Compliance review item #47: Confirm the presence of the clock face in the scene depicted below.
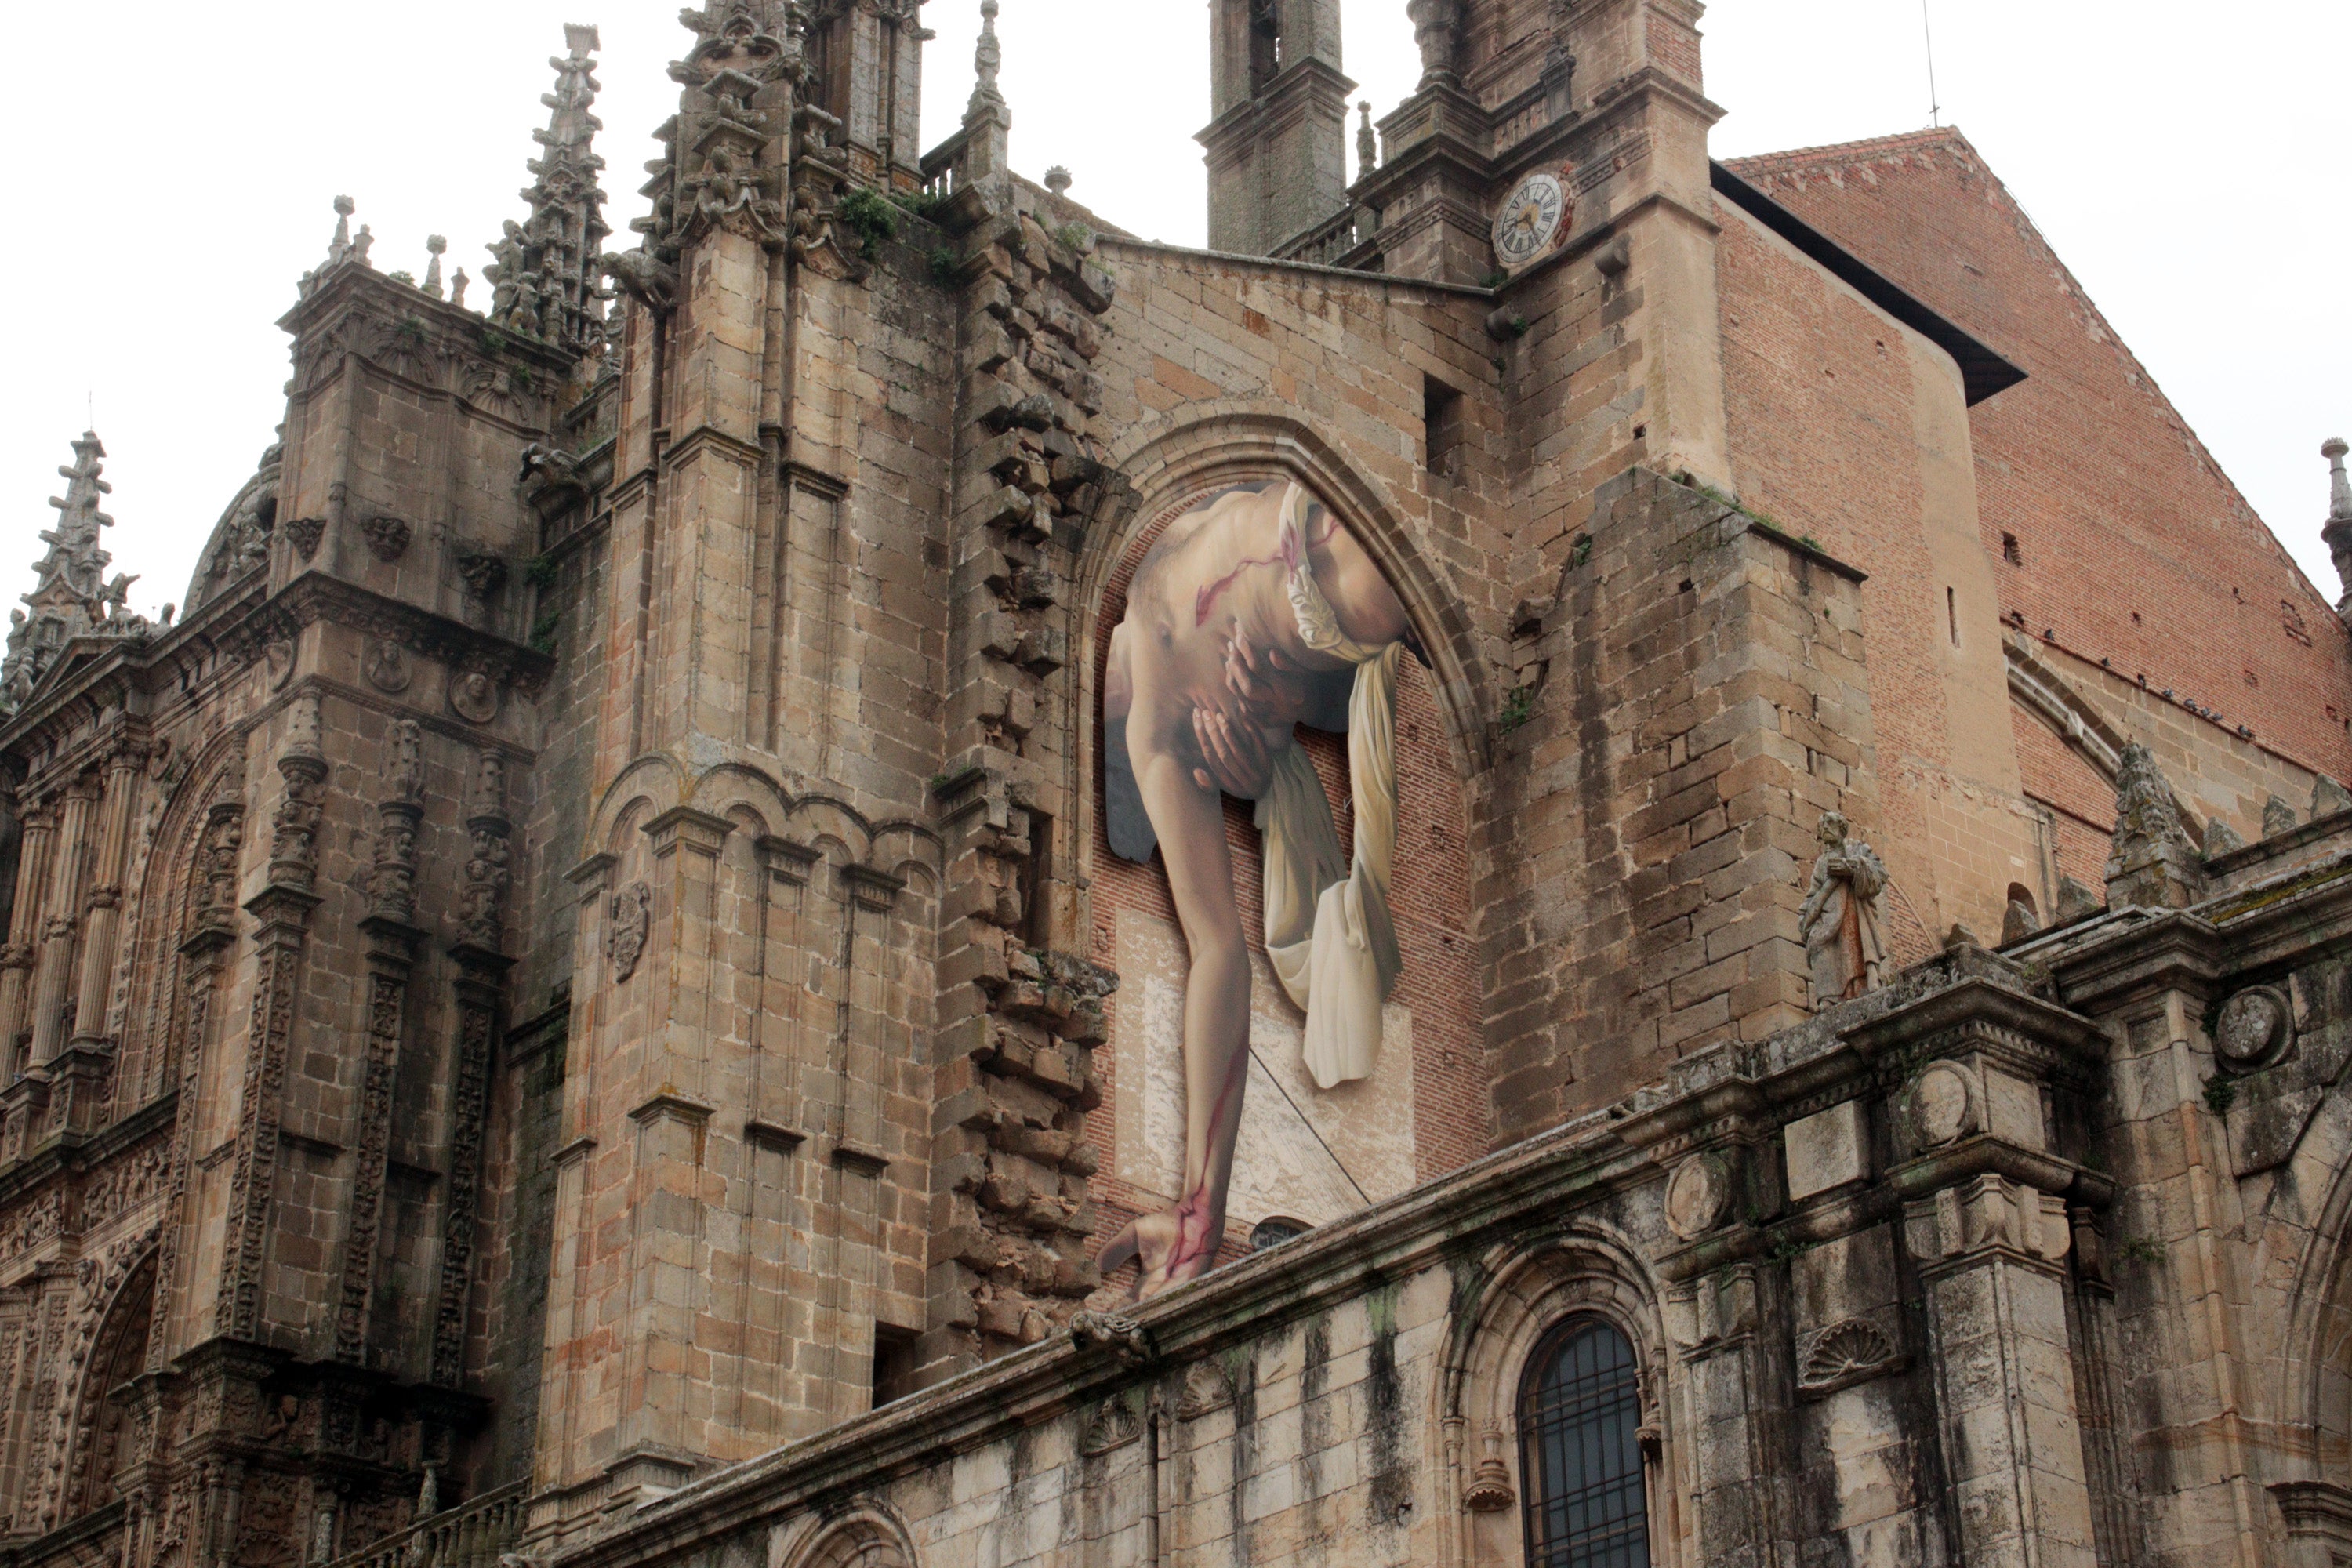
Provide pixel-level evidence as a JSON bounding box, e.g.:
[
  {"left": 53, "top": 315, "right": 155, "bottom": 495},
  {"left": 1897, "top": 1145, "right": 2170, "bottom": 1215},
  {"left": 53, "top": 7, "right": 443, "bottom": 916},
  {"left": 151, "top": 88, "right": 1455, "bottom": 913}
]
[{"left": 1493, "top": 171, "right": 1569, "bottom": 270}]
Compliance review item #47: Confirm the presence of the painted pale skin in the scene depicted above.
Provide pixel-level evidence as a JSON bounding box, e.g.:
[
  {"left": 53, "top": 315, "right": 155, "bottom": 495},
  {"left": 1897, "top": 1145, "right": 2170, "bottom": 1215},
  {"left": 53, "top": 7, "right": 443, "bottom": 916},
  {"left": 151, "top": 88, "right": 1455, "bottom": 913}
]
[{"left": 1100, "top": 484, "right": 1409, "bottom": 1298}]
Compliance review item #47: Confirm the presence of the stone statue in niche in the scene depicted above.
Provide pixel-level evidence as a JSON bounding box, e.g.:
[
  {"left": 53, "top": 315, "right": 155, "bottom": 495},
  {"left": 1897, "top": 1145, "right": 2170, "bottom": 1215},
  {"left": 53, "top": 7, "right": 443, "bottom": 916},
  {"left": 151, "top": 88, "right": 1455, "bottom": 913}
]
[
  {"left": 1798, "top": 810, "right": 1889, "bottom": 1006},
  {"left": 1100, "top": 480, "right": 1420, "bottom": 1299}
]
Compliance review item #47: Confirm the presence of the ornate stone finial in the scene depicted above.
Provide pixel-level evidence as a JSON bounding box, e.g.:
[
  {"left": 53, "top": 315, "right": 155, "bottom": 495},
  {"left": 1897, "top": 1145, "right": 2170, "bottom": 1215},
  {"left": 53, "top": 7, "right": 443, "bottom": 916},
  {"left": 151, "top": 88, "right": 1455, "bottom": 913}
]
[
  {"left": 967, "top": 0, "right": 1007, "bottom": 119},
  {"left": 328, "top": 195, "right": 356, "bottom": 267},
  {"left": 1356, "top": 101, "right": 1377, "bottom": 176},
  {"left": 2000, "top": 894, "right": 2040, "bottom": 945},
  {"left": 2106, "top": 742, "right": 2205, "bottom": 910},
  {"left": 1797, "top": 810, "right": 1889, "bottom": 1007},
  {"left": 422, "top": 235, "right": 447, "bottom": 299},
  {"left": 2054, "top": 873, "right": 2103, "bottom": 924},
  {"left": 385, "top": 720, "right": 426, "bottom": 806},
  {"left": 1044, "top": 165, "right": 1072, "bottom": 198},
  {"left": 460, "top": 747, "right": 514, "bottom": 951},
  {"left": 450, "top": 267, "right": 470, "bottom": 310},
  {"left": 267, "top": 695, "right": 328, "bottom": 892},
  {"left": 2264, "top": 793, "right": 2300, "bottom": 838},
  {"left": 2324, "top": 437, "right": 2352, "bottom": 612},
  {"left": 349, "top": 224, "right": 376, "bottom": 267},
  {"left": 1543, "top": 0, "right": 1577, "bottom": 114},
  {"left": 2314, "top": 775, "right": 2352, "bottom": 822},
  {"left": 1406, "top": 0, "right": 1461, "bottom": 88}
]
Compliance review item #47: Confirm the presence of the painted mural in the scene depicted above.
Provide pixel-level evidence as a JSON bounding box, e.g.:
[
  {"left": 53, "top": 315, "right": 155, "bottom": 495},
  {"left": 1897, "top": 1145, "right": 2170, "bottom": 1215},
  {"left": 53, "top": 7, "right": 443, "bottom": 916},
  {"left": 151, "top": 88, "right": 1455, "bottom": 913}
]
[{"left": 1098, "top": 479, "right": 1424, "bottom": 1298}]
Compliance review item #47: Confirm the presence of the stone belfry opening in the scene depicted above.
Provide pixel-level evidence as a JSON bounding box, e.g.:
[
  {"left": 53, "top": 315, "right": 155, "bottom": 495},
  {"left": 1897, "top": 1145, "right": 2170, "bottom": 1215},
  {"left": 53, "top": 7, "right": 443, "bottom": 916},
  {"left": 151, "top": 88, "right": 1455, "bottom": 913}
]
[
  {"left": 798, "top": 0, "right": 933, "bottom": 190},
  {"left": 1201, "top": 0, "right": 1355, "bottom": 255}
]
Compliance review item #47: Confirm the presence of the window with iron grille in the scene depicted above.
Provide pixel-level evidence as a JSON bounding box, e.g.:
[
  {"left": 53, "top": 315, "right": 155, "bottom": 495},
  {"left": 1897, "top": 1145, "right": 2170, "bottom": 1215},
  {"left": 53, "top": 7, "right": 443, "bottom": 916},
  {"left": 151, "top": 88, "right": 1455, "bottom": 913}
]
[{"left": 1519, "top": 1317, "right": 1650, "bottom": 1568}]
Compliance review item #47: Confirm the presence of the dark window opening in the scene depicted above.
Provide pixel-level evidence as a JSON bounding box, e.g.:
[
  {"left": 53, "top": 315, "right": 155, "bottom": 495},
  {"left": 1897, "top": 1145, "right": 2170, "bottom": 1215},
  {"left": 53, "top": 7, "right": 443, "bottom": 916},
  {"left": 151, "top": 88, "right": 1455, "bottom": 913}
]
[
  {"left": 1248, "top": 0, "right": 1282, "bottom": 91},
  {"left": 1250, "top": 1216, "right": 1309, "bottom": 1251},
  {"left": 2001, "top": 532, "right": 2022, "bottom": 566},
  {"left": 873, "top": 1324, "right": 920, "bottom": 1410},
  {"left": 1425, "top": 376, "right": 1465, "bottom": 481},
  {"left": 1947, "top": 587, "right": 1959, "bottom": 646},
  {"left": 1522, "top": 1317, "right": 1650, "bottom": 1568}
]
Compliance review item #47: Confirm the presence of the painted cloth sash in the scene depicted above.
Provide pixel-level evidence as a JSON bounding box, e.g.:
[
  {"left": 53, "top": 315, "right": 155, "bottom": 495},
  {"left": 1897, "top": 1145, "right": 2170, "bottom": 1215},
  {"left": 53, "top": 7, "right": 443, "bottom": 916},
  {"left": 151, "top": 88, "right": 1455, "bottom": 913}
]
[{"left": 1253, "top": 484, "right": 1403, "bottom": 1089}]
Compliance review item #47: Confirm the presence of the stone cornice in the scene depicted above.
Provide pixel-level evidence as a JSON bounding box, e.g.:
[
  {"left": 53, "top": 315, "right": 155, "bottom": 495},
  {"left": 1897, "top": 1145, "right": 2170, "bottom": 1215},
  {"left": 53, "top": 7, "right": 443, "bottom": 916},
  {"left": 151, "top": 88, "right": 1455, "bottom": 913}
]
[{"left": 260, "top": 569, "right": 557, "bottom": 697}]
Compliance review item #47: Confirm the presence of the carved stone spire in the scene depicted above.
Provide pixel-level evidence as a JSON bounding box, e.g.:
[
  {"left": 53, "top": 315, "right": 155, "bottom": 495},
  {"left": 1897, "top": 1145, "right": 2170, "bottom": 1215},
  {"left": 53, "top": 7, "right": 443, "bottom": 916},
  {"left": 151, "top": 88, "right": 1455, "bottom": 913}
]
[
  {"left": 1356, "top": 100, "right": 1377, "bottom": 177},
  {"left": 0, "top": 433, "right": 151, "bottom": 713},
  {"left": 2105, "top": 742, "right": 2205, "bottom": 910},
  {"left": 491, "top": 25, "right": 612, "bottom": 358},
  {"left": 2322, "top": 437, "right": 2352, "bottom": 612}
]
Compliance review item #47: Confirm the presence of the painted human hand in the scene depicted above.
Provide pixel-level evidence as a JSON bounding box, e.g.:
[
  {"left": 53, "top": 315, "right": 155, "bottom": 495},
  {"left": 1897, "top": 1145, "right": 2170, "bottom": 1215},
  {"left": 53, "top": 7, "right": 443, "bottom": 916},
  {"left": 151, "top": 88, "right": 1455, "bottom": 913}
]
[
  {"left": 1191, "top": 707, "right": 1275, "bottom": 798},
  {"left": 1221, "top": 626, "right": 1297, "bottom": 722}
]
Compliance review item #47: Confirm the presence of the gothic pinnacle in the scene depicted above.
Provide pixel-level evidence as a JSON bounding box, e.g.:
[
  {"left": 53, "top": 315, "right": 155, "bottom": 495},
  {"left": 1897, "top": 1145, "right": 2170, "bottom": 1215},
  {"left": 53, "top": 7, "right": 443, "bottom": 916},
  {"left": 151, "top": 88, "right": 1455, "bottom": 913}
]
[
  {"left": 2, "top": 432, "right": 150, "bottom": 712},
  {"left": 489, "top": 24, "right": 612, "bottom": 358}
]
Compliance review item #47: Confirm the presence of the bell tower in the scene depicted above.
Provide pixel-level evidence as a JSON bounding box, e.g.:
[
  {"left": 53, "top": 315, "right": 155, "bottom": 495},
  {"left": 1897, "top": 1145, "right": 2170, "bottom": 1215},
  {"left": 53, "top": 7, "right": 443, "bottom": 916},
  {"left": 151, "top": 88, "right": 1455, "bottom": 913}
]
[{"left": 1200, "top": 0, "right": 1356, "bottom": 254}]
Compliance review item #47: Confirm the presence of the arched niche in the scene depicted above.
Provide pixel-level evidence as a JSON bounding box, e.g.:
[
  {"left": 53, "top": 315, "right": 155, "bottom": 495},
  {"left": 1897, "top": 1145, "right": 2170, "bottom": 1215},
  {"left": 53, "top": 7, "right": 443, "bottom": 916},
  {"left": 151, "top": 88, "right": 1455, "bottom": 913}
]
[{"left": 1438, "top": 1233, "right": 1681, "bottom": 1567}]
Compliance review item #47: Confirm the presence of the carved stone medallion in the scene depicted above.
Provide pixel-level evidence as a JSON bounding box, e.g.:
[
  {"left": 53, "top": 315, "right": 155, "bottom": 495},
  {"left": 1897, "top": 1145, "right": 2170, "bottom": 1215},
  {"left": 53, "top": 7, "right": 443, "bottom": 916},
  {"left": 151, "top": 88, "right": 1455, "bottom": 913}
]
[
  {"left": 364, "top": 638, "right": 412, "bottom": 694},
  {"left": 1911, "top": 1062, "right": 1976, "bottom": 1149},
  {"left": 2216, "top": 985, "right": 2292, "bottom": 1068},
  {"left": 284, "top": 517, "right": 326, "bottom": 561},
  {"left": 263, "top": 639, "right": 296, "bottom": 691},
  {"left": 361, "top": 515, "right": 412, "bottom": 562},
  {"left": 448, "top": 667, "right": 502, "bottom": 725},
  {"left": 608, "top": 882, "right": 652, "bottom": 982},
  {"left": 1663, "top": 1152, "right": 1731, "bottom": 1241}
]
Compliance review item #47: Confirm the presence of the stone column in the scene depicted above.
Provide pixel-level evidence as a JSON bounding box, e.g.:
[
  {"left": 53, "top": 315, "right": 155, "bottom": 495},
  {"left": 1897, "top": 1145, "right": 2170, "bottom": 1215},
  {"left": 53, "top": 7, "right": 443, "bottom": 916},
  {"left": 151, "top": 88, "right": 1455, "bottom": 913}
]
[
  {"left": 58, "top": 728, "right": 150, "bottom": 1127},
  {"left": 27, "top": 778, "right": 98, "bottom": 1067},
  {"left": 0, "top": 805, "right": 57, "bottom": 1076},
  {"left": 1661, "top": 1259, "right": 1782, "bottom": 1566}
]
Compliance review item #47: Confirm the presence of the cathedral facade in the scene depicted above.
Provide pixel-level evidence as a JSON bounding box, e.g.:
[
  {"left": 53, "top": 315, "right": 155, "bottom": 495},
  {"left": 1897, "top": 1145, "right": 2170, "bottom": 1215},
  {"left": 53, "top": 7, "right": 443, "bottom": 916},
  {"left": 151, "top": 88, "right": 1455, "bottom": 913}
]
[{"left": 2, "top": 2, "right": 2351, "bottom": 1566}]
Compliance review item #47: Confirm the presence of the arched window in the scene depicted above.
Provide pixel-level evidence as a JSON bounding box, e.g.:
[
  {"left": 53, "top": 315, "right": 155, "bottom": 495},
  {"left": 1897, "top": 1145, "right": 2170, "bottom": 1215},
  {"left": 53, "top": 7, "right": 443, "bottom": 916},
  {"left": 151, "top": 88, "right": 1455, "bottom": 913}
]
[{"left": 1519, "top": 1316, "right": 1650, "bottom": 1568}]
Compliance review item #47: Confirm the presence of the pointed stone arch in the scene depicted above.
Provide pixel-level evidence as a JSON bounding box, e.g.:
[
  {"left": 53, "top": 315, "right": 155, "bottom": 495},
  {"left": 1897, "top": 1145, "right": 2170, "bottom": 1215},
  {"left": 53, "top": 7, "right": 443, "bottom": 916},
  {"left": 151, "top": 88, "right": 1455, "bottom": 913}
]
[
  {"left": 58, "top": 1243, "right": 157, "bottom": 1528},
  {"left": 777, "top": 1504, "right": 919, "bottom": 1568},
  {"left": 1074, "top": 404, "right": 1495, "bottom": 793}
]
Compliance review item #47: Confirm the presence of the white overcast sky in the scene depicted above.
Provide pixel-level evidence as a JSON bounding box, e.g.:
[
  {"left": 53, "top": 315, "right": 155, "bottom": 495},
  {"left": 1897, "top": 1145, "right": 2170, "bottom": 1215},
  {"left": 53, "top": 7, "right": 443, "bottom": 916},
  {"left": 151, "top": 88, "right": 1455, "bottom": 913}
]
[{"left": 0, "top": 2, "right": 2343, "bottom": 619}]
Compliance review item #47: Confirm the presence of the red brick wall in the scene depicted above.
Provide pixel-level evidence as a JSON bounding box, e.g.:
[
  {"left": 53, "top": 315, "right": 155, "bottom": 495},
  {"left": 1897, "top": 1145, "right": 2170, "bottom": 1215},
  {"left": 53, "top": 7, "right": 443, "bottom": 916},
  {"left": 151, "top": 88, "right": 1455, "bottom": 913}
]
[{"left": 1726, "top": 130, "right": 2352, "bottom": 793}]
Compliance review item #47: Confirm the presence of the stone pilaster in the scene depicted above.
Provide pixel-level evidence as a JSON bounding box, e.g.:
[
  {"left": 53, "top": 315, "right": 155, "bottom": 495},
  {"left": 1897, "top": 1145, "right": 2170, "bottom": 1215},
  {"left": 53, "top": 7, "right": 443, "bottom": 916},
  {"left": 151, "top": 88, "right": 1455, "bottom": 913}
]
[
  {"left": 147, "top": 767, "right": 244, "bottom": 1375},
  {"left": 335, "top": 721, "right": 427, "bottom": 1367},
  {"left": 54, "top": 724, "right": 148, "bottom": 1132},
  {"left": 1871, "top": 982, "right": 2109, "bottom": 1568},
  {"left": 0, "top": 805, "right": 56, "bottom": 1076},
  {"left": 216, "top": 695, "right": 325, "bottom": 1341},
  {"left": 433, "top": 747, "right": 514, "bottom": 1392},
  {"left": 27, "top": 779, "right": 96, "bottom": 1069}
]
